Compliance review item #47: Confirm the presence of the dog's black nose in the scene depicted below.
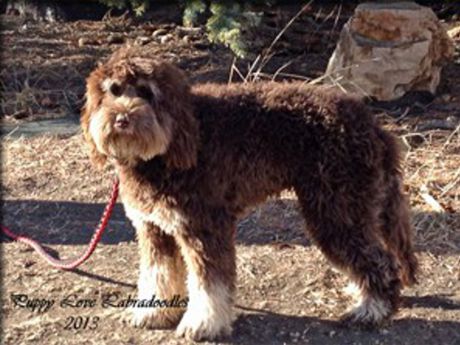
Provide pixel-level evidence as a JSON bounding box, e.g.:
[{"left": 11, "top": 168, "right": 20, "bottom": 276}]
[{"left": 115, "top": 113, "right": 129, "bottom": 129}]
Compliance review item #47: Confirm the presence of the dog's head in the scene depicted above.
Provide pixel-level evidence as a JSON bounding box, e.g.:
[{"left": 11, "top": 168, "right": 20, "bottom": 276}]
[{"left": 81, "top": 47, "right": 198, "bottom": 169}]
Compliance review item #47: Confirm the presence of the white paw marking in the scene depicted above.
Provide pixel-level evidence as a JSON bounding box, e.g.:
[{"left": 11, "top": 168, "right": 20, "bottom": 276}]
[
  {"left": 176, "top": 276, "right": 233, "bottom": 341},
  {"left": 347, "top": 295, "right": 391, "bottom": 324}
]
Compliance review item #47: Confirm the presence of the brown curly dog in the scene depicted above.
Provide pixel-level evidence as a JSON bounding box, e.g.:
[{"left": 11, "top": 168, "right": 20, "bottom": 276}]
[{"left": 81, "top": 47, "right": 417, "bottom": 341}]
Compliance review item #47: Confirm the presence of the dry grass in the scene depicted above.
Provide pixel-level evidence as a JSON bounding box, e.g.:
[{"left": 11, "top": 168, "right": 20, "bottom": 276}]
[
  {"left": 0, "top": 62, "right": 84, "bottom": 121},
  {"left": 1, "top": 134, "right": 114, "bottom": 203},
  {"left": 401, "top": 125, "right": 460, "bottom": 253}
]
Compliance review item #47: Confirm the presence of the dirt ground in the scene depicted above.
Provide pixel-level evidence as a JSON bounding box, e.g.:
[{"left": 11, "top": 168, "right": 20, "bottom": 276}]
[{"left": 1, "top": 3, "right": 460, "bottom": 345}]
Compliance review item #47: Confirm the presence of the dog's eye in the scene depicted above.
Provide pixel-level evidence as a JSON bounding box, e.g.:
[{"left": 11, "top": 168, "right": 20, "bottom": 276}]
[
  {"left": 136, "top": 85, "right": 154, "bottom": 102},
  {"left": 109, "top": 83, "right": 123, "bottom": 97}
]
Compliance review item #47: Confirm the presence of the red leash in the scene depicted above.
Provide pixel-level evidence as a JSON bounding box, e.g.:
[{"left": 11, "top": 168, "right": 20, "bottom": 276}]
[{"left": 1, "top": 179, "right": 120, "bottom": 270}]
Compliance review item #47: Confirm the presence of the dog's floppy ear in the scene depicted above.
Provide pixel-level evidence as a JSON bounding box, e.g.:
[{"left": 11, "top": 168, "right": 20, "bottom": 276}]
[
  {"left": 81, "top": 66, "right": 108, "bottom": 168},
  {"left": 153, "top": 62, "right": 199, "bottom": 170}
]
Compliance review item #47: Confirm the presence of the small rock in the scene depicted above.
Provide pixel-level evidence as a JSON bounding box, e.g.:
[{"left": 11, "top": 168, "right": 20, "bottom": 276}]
[
  {"left": 176, "top": 26, "right": 203, "bottom": 36},
  {"left": 448, "top": 25, "right": 460, "bottom": 40},
  {"left": 193, "top": 41, "right": 210, "bottom": 50},
  {"left": 107, "top": 34, "right": 124, "bottom": 45},
  {"left": 78, "top": 37, "right": 88, "bottom": 47},
  {"left": 290, "top": 331, "right": 300, "bottom": 342},
  {"left": 26, "top": 333, "right": 40, "bottom": 341},
  {"left": 19, "top": 246, "right": 34, "bottom": 253},
  {"left": 135, "top": 36, "right": 151, "bottom": 45},
  {"left": 160, "top": 34, "right": 173, "bottom": 44},
  {"left": 9, "top": 110, "right": 28, "bottom": 120},
  {"left": 416, "top": 116, "right": 459, "bottom": 131},
  {"left": 78, "top": 37, "right": 99, "bottom": 46},
  {"left": 40, "top": 96, "right": 53, "bottom": 107},
  {"left": 152, "top": 28, "right": 169, "bottom": 38},
  {"left": 24, "top": 260, "right": 35, "bottom": 268},
  {"left": 48, "top": 285, "right": 62, "bottom": 293},
  {"left": 182, "top": 35, "right": 190, "bottom": 44},
  {"left": 442, "top": 94, "right": 453, "bottom": 102}
]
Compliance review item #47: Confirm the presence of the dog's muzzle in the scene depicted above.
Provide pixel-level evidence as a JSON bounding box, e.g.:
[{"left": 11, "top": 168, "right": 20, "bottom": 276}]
[{"left": 115, "top": 113, "right": 130, "bottom": 130}]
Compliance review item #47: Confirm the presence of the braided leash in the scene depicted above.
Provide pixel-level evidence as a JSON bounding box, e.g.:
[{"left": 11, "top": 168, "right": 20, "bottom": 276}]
[{"left": 1, "top": 179, "right": 120, "bottom": 270}]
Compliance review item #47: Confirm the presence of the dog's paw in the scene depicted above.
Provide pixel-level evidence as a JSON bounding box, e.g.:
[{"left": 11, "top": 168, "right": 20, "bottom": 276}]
[
  {"left": 340, "top": 297, "right": 392, "bottom": 330},
  {"left": 175, "top": 311, "right": 232, "bottom": 341},
  {"left": 130, "top": 306, "right": 182, "bottom": 329}
]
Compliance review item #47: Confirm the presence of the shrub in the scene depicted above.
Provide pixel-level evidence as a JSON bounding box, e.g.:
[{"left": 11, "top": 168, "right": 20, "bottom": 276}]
[
  {"left": 204, "top": 2, "right": 262, "bottom": 58},
  {"left": 97, "top": 0, "right": 150, "bottom": 16}
]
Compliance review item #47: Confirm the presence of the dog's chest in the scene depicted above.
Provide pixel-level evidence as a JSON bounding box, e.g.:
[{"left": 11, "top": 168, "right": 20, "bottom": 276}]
[{"left": 121, "top": 191, "right": 185, "bottom": 236}]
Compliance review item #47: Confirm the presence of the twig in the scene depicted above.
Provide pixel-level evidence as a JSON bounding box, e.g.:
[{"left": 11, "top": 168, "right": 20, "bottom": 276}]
[
  {"left": 395, "top": 107, "right": 411, "bottom": 122},
  {"left": 272, "top": 72, "right": 311, "bottom": 81},
  {"left": 4, "top": 126, "right": 20, "bottom": 139},
  {"left": 441, "top": 123, "right": 460, "bottom": 151},
  {"left": 254, "top": 1, "right": 314, "bottom": 78},
  {"left": 439, "top": 169, "right": 460, "bottom": 197},
  {"left": 231, "top": 63, "right": 248, "bottom": 83},
  {"left": 246, "top": 54, "right": 262, "bottom": 82},
  {"left": 228, "top": 57, "right": 237, "bottom": 84},
  {"left": 420, "top": 184, "right": 445, "bottom": 213},
  {"left": 401, "top": 132, "right": 427, "bottom": 150},
  {"left": 331, "top": 4, "right": 342, "bottom": 34},
  {"left": 271, "top": 60, "right": 294, "bottom": 81}
]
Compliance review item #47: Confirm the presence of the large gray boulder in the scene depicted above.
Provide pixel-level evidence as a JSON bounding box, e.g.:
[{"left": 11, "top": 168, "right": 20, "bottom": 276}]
[{"left": 325, "top": 2, "right": 454, "bottom": 101}]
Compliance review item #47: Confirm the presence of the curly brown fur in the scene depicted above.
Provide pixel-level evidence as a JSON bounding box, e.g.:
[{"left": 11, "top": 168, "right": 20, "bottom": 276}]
[{"left": 82, "top": 46, "right": 417, "bottom": 341}]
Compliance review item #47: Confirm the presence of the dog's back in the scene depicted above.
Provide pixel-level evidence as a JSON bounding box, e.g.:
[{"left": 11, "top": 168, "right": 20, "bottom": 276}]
[{"left": 190, "top": 82, "right": 380, "bottom": 183}]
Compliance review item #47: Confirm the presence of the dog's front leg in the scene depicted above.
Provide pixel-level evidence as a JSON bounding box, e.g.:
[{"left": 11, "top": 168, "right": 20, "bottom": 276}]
[
  {"left": 175, "top": 223, "right": 236, "bottom": 341},
  {"left": 132, "top": 222, "right": 187, "bottom": 329}
]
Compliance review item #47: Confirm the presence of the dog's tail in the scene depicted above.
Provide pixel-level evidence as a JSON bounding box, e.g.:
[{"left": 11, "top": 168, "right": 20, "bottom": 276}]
[{"left": 378, "top": 129, "right": 418, "bottom": 287}]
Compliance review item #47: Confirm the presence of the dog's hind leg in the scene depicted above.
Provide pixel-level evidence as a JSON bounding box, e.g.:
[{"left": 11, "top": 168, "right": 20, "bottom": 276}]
[
  {"left": 377, "top": 131, "right": 418, "bottom": 287},
  {"left": 131, "top": 222, "right": 187, "bottom": 329},
  {"left": 379, "top": 172, "right": 418, "bottom": 287},
  {"left": 295, "top": 179, "right": 402, "bottom": 329},
  {"left": 174, "top": 220, "right": 236, "bottom": 341}
]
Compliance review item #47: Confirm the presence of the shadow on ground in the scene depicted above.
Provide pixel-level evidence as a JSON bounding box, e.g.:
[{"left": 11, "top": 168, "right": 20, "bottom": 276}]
[
  {"left": 1, "top": 200, "right": 134, "bottom": 245},
  {"left": 230, "top": 310, "right": 460, "bottom": 345},
  {"left": 2, "top": 199, "right": 459, "bottom": 254},
  {"left": 1, "top": 198, "right": 307, "bottom": 246}
]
